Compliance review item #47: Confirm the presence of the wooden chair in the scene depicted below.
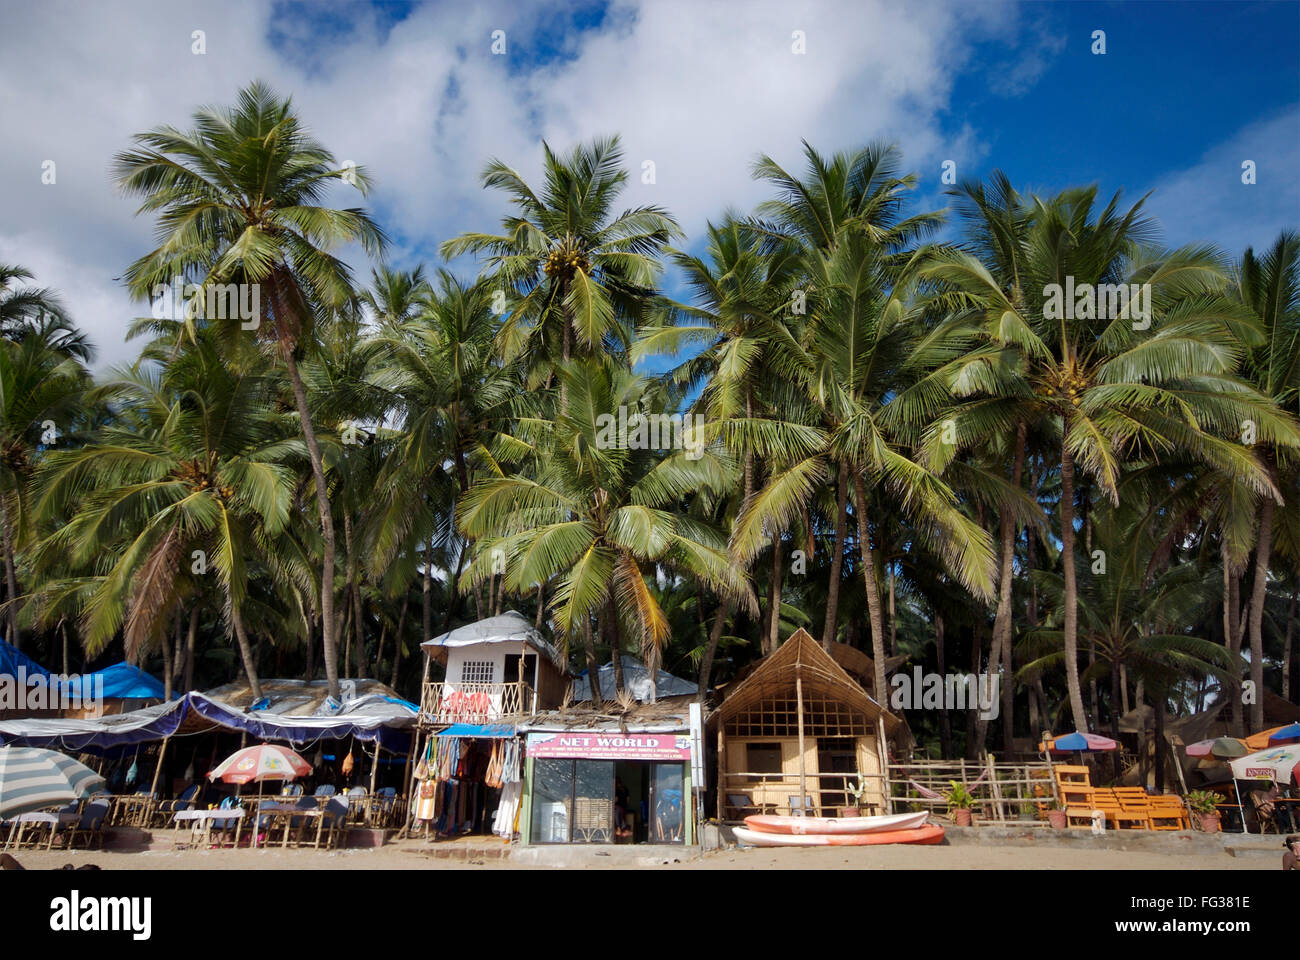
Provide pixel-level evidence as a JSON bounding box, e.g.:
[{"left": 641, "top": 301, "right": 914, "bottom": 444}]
[
  {"left": 1064, "top": 803, "right": 1097, "bottom": 829},
  {"left": 1092, "top": 789, "right": 1149, "bottom": 830},
  {"left": 573, "top": 797, "right": 613, "bottom": 843},
  {"left": 66, "top": 799, "right": 110, "bottom": 849},
  {"left": 723, "top": 793, "right": 774, "bottom": 821},
  {"left": 1053, "top": 766, "right": 1093, "bottom": 808},
  {"left": 1146, "top": 795, "right": 1190, "bottom": 830}
]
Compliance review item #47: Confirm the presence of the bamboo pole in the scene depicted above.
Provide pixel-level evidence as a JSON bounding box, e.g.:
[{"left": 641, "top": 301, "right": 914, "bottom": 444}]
[
  {"left": 795, "top": 669, "right": 806, "bottom": 814},
  {"left": 876, "top": 714, "right": 891, "bottom": 814},
  {"left": 149, "top": 737, "right": 169, "bottom": 798},
  {"left": 367, "top": 740, "right": 381, "bottom": 825}
]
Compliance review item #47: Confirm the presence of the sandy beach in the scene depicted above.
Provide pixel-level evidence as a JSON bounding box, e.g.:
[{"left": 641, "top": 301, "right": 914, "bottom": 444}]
[{"left": 7, "top": 839, "right": 1276, "bottom": 871}]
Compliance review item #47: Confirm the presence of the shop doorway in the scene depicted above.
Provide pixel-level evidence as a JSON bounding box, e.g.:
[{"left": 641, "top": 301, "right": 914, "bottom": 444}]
[
  {"left": 817, "top": 737, "right": 858, "bottom": 811},
  {"left": 530, "top": 760, "right": 686, "bottom": 845}
]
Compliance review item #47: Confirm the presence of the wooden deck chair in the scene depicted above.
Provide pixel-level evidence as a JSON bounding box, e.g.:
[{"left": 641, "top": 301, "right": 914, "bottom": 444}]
[
  {"left": 1146, "top": 796, "right": 1189, "bottom": 830},
  {"left": 67, "top": 799, "right": 110, "bottom": 849}
]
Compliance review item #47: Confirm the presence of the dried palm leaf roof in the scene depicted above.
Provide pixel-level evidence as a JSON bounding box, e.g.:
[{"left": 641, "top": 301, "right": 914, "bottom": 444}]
[{"left": 710, "top": 628, "right": 901, "bottom": 733}]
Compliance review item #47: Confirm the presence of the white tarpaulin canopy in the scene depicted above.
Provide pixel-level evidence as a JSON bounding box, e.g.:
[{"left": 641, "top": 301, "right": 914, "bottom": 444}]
[
  {"left": 422, "top": 611, "right": 566, "bottom": 670},
  {"left": 571, "top": 655, "right": 698, "bottom": 702},
  {"left": 1229, "top": 743, "right": 1300, "bottom": 784}
]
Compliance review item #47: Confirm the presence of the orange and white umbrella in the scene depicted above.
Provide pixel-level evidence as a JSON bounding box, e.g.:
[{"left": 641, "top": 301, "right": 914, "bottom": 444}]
[{"left": 208, "top": 743, "right": 311, "bottom": 785}]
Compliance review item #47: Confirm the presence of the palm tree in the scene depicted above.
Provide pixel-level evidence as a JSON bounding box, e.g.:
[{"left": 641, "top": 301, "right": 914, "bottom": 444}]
[
  {"left": 1233, "top": 231, "right": 1300, "bottom": 727},
  {"left": 112, "top": 81, "right": 386, "bottom": 700},
  {"left": 0, "top": 334, "right": 91, "bottom": 649},
  {"left": 1021, "top": 505, "right": 1234, "bottom": 783},
  {"left": 33, "top": 336, "right": 296, "bottom": 699},
  {"left": 740, "top": 142, "right": 995, "bottom": 698},
  {"left": 634, "top": 216, "right": 804, "bottom": 683},
  {"left": 441, "top": 136, "right": 680, "bottom": 400},
  {"left": 366, "top": 270, "right": 525, "bottom": 647},
  {"left": 920, "top": 184, "right": 1297, "bottom": 731},
  {"left": 456, "top": 360, "right": 755, "bottom": 705}
]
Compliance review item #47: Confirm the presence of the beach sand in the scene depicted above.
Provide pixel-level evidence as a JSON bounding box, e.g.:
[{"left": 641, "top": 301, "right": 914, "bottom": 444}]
[{"left": 7, "top": 839, "right": 1275, "bottom": 870}]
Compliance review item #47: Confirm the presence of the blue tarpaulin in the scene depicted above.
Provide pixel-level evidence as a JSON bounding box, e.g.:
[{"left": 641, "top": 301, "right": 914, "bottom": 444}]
[
  {"left": 0, "top": 691, "right": 415, "bottom": 754},
  {"left": 1, "top": 640, "right": 167, "bottom": 700},
  {"left": 436, "top": 723, "right": 516, "bottom": 738},
  {"left": 0, "top": 639, "right": 53, "bottom": 679},
  {"left": 68, "top": 662, "right": 166, "bottom": 700}
]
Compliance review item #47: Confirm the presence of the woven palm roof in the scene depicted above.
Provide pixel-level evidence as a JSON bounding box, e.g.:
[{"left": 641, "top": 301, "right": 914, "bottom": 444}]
[{"left": 711, "top": 628, "right": 900, "bottom": 733}]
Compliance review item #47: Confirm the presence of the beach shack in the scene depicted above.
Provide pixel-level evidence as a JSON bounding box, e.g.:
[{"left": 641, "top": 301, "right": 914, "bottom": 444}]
[
  {"left": 408, "top": 612, "right": 569, "bottom": 839},
  {"left": 710, "top": 627, "right": 901, "bottom": 821},
  {"left": 518, "top": 705, "right": 695, "bottom": 846}
]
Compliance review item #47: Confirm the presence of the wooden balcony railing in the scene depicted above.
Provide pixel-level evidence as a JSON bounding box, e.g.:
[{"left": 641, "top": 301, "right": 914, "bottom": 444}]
[{"left": 419, "top": 681, "right": 534, "bottom": 723}]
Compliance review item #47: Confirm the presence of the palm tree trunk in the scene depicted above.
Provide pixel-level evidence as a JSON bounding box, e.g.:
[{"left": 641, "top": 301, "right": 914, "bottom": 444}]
[
  {"left": 1247, "top": 488, "right": 1275, "bottom": 731},
  {"left": 1224, "top": 555, "right": 1245, "bottom": 737},
  {"left": 698, "top": 599, "right": 731, "bottom": 700},
  {"left": 1153, "top": 693, "right": 1166, "bottom": 794},
  {"left": 228, "top": 602, "right": 262, "bottom": 701},
  {"left": 1284, "top": 577, "right": 1297, "bottom": 704},
  {"left": 422, "top": 539, "right": 433, "bottom": 649},
  {"left": 1110, "top": 662, "right": 1123, "bottom": 780},
  {"left": 1, "top": 493, "right": 21, "bottom": 649},
  {"left": 390, "top": 595, "right": 409, "bottom": 691},
  {"left": 344, "top": 513, "right": 367, "bottom": 679},
  {"left": 935, "top": 610, "right": 953, "bottom": 758},
  {"left": 852, "top": 474, "right": 888, "bottom": 701},
  {"left": 966, "top": 618, "right": 984, "bottom": 760},
  {"left": 767, "top": 532, "right": 785, "bottom": 654},
  {"left": 606, "top": 598, "right": 624, "bottom": 694},
  {"left": 582, "top": 617, "right": 602, "bottom": 708},
  {"left": 821, "top": 462, "right": 850, "bottom": 650},
  {"left": 182, "top": 607, "right": 198, "bottom": 693},
  {"left": 284, "top": 349, "right": 339, "bottom": 701},
  {"left": 162, "top": 610, "right": 176, "bottom": 702},
  {"left": 887, "top": 565, "right": 897, "bottom": 656},
  {"left": 1059, "top": 426, "right": 1089, "bottom": 732}
]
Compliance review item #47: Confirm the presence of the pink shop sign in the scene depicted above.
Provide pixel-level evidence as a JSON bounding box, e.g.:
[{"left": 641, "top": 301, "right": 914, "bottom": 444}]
[{"left": 526, "top": 732, "right": 691, "bottom": 761}]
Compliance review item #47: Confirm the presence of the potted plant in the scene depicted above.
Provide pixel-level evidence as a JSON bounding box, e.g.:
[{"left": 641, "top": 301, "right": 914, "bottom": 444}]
[
  {"left": 839, "top": 780, "right": 870, "bottom": 817},
  {"left": 944, "top": 781, "right": 975, "bottom": 827},
  {"left": 1185, "top": 791, "right": 1221, "bottom": 833},
  {"left": 1048, "top": 798, "right": 1068, "bottom": 830}
]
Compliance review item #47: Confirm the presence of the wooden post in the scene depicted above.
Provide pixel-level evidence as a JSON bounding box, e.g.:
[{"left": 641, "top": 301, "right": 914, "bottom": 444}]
[
  {"left": 987, "top": 752, "right": 1005, "bottom": 822},
  {"left": 795, "top": 669, "right": 806, "bottom": 814},
  {"left": 876, "top": 714, "right": 891, "bottom": 814},
  {"left": 367, "top": 740, "right": 381, "bottom": 825},
  {"left": 716, "top": 729, "right": 725, "bottom": 821},
  {"left": 149, "top": 737, "right": 170, "bottom": 798}
]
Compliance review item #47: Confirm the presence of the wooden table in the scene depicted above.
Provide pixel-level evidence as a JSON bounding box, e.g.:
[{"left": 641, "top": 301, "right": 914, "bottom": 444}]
[
  {"left": 3, "top": 811, "right": 78, "bottom": 851},
  {"left": 255, "top": 802, "right": 332, "bottom": 849},
  {"left": 173, "top": 808, "right": 245, "bottom": 849}
]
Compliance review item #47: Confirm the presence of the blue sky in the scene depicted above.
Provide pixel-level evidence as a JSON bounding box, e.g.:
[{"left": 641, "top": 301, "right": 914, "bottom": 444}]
[{"left": 1, "top": 0, "right": 1296, "bottom": 369}]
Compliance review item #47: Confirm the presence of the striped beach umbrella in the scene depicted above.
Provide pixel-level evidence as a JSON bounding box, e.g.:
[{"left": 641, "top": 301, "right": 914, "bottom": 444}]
[{"left": 0, "top": 746, "right": 106, "bottom": 819}]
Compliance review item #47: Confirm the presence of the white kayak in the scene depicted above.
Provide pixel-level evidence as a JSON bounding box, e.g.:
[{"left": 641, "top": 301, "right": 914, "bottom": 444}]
[
  {"left": 733, "top": 823, "right": 945, "bottom": 847},
  {"left": 743, "top": 810, "right": 928, "bottom": 835}
]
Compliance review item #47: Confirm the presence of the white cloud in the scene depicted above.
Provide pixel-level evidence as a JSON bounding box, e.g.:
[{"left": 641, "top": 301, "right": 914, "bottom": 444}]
[
  {"left": 0, "top": 0, "right": 1034, "bottom": 369},
  {"left": 1143, "top": 105, "right": 1300, "bottom": 257}
]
